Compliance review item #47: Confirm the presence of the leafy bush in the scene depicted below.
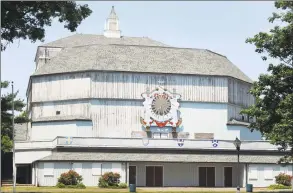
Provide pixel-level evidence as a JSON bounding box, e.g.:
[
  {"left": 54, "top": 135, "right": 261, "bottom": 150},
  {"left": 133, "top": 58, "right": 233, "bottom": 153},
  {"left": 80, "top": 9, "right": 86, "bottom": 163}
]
[
  {"left": 56, "top": 182, "right": 65, "bottom": 188},
  {"left": 58, "top": 170, "right": 83, "bottom": 185},
  {"left": 275, "top": 173, "right": 292, "bottom": 186},
  {"left": 56, "top": 170, "right": 85, "bottom": 189},
  {"left": 268, "top": 184, "right": 291, "bottom": 190},
  {"left": 98, "top": 172, "right": 121, "bottom": 188},
  {"left": 76, "top": 183, "right": 86, "bottom": 189},
  {"left": 118, "top": 183, "right": 128, "bottom": 188},
  {"left": 98, "top": 178, "right": 109, "bottom": 188}
]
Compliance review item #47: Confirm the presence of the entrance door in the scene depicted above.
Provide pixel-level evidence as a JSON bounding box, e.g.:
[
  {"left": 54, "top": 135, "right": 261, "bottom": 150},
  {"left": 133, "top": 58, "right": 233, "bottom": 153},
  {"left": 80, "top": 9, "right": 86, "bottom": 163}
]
[
  {"left": 224, "top": 167, "right": 233, "bottom": 187},
  {"left": 129, "top": 166, "right": 136, "bottom": 185},
  {"left": 198, "top": 167, "right": 215, "bottom": 187},
  {"left": 145, "top": 166, "right": 163, "bottom": 187}
]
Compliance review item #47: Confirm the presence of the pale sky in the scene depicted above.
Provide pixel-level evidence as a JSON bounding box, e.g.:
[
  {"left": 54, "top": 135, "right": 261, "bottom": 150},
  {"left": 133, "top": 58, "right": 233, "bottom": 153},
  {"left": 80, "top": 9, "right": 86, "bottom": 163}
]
[{"left": 1, "top": 1, "right": 276, "bottom": 101}]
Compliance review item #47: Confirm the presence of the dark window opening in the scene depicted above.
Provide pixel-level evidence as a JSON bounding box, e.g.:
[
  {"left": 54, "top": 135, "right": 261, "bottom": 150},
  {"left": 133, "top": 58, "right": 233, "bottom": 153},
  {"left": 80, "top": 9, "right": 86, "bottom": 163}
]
[{"left": 56, "top": 111, "right": 61, "bottom": 115}]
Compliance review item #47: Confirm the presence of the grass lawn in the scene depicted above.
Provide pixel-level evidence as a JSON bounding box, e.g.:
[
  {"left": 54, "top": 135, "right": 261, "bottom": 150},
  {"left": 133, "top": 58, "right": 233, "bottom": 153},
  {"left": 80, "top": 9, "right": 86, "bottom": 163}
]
[{"left": 1, "top": 186, "right": 292, "bottom": 193}]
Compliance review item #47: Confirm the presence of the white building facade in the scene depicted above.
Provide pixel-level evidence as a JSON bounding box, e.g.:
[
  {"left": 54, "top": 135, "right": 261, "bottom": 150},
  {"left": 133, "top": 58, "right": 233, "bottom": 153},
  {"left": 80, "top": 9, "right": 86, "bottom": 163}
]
[{"left": 15, "top": 7, "right": 291, "bottom": 187}]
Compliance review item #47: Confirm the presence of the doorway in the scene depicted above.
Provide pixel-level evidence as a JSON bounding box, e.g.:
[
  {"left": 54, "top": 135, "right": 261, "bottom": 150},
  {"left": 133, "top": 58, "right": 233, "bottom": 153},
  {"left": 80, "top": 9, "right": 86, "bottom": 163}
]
[
  {"left": 198, "top": 167, "right": 215, "bottom": 187},
  {"left": 146, "top": 166, "right": 163, "bottom": 187},
  {"left": 16, "top": 164, "right": 32, "bottom": 184},
  {"left": 129, "top": 166, "right": 136, "bottom": 185},
  {"left": 224, "top": 167, "right": 233, "bottom": 187}
]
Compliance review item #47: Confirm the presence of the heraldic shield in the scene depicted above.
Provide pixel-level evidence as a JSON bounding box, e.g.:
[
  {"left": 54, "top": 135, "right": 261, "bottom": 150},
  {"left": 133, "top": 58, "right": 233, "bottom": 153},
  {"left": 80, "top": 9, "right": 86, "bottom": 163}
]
[{"left": 177, "top": 139, "right": 184, "bottom": 147}]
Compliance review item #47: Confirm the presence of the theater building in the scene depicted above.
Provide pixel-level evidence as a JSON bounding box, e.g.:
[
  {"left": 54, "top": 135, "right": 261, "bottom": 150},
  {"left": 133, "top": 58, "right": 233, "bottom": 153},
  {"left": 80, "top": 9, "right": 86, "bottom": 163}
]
[{"left": 15, "top": 7, "right": 291, "bottom": 187}]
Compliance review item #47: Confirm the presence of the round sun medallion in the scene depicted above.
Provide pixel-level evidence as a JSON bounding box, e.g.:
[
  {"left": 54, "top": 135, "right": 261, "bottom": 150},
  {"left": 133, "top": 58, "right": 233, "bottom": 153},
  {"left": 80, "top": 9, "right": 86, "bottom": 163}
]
[{"left": 151, "top": 94, "right": 171, "bottom": 116}]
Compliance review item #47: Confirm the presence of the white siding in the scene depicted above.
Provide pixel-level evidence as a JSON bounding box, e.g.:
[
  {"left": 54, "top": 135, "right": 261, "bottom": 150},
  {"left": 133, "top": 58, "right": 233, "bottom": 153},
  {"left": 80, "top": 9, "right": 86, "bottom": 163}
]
[
  {"left": 91, "top": 99, "right": 143, "bottom": 137},
  {"left": 228, "top": 78, "right": 254, "bottom": 107},
  {"left": 248, "top": 164, "right": 293, "bottom": 187},
  {"left": 16, "top": 151, "right": 51, "bottom": 164},
  {"left": 37, "top": 162, "right": 124, "bottom": 186},
  {"left": 31, "top": 121, "right": 93, "bottom": 140},
  {"left": 31, "top": 72, "right": 229, "bottom": 103},
  {"left": 91, "top": 72, "right": 228, "bottom": 103},
  {"left": 132, "top": 162, "right": 244, "bottom": 187},
  {"left": 32, "top": 73, "right": 91, "bottom": 102},
  {"left": 32, "top": 100, "right": 90, "bottom": 119}
]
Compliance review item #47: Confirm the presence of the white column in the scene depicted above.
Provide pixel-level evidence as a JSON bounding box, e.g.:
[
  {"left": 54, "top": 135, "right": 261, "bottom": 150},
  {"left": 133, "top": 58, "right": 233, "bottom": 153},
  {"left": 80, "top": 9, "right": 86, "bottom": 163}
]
[
  {"left": 126, "top": 162, "right": 130, "bottom": 186},
  {"left": 32, "top": 163, "right": 35, "bottom": 185}
]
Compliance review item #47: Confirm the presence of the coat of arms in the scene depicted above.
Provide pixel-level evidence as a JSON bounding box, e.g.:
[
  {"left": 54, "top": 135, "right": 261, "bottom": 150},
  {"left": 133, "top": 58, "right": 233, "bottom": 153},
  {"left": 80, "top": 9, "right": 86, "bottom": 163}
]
[{"left": 140, "top": 87, "right": 182, "bottom": 130}]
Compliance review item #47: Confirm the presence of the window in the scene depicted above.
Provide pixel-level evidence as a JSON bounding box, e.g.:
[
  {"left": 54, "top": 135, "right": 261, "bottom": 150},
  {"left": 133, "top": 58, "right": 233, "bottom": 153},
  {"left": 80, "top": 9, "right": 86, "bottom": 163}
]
[
  {"left": 44, "top": 163, "right": 54, "bottom": 176},
  {"left": 92, "top": 163, "right": 101, "bottom": 176},
  {"left": 264, "top": 167, "right": 273, "bottom": 180},
  {"left": 102, "top": 163, "right": 112, "bottom": 174},
  {"left": 249, "top": 167, "right": 258, "bottom": 180},
  {"left": 153, "top": 133, "right": 169, "bottom": 139},
  {"left": 56, "top": 111, "right": 60, "bottom": 115},
  {"left": 72, "top": 163, "right": 82, "bottom": 175},
  {"left": 112, "top": 163, "right": 121, "bottom": 173}
]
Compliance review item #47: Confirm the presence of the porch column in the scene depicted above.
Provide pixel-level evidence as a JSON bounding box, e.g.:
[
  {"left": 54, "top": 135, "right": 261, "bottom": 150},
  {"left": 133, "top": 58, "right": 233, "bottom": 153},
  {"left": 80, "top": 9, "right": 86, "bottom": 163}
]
[
  {"left": 126, "top": 162, "right": 130, "bottom": 186},
  {"left": 32, "top": 163, "right": 35, "bottom": 185}
]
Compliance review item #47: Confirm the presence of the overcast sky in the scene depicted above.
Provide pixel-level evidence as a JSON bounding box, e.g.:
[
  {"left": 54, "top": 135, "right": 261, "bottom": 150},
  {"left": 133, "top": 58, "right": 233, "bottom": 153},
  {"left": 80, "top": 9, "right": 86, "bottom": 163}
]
[{"left": 1, "top": 1, "right": 276, "bottom": 100}]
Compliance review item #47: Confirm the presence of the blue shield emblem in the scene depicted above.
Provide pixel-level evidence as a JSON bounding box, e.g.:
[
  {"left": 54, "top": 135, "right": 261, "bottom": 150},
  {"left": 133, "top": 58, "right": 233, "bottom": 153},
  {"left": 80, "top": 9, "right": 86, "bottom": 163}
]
[
  {"left": 66, "top": 137, "right": 73, "bottom": 145},
  {"left": 177, "top": 139, "right": 184, "bottom": 147},
  {"left": 212, "top": 140, "right": 218, "bottom": 148}
]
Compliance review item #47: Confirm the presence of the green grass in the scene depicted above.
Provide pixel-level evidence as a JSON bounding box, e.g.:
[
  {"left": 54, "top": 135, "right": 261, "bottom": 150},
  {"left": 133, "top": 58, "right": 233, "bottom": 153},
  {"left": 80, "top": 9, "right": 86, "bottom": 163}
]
[{"left": 1, "top": 186, "right": 292, "bottom": 193}]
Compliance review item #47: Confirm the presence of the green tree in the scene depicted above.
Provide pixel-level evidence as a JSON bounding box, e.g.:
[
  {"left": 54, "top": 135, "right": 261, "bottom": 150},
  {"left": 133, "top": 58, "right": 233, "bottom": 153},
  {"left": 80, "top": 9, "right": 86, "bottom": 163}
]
[
  {"left": 1, "top": 1, "right": 92, "bottom": 50},
  {"left": 241, "top": 1, "right": 293, "bottom": 162},
  {"left": 1, "top": 81, "right": 28, "bottom": 152}
]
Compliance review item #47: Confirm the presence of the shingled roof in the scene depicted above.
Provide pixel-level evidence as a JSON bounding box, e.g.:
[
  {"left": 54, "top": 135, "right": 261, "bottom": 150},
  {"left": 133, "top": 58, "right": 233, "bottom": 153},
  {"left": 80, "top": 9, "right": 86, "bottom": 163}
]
[
  {"left": 34, "top": 36, "right": 252, "bottom": 83},
  {"left": 41, "top": 34, "right": 168, "bottom": 47}
]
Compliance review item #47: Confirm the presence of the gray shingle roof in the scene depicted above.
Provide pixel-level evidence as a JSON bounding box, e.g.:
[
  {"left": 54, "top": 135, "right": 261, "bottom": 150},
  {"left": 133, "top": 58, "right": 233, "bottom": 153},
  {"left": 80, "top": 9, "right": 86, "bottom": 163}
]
[
  {"left": 41, "top": 34, "right": 168, "bottom": 47},
  {"left": 40, "top": 151, "right": 279, "bottom": 163},
  {"left": 34, "top": 41, "right": 252, "bottom": 83}
]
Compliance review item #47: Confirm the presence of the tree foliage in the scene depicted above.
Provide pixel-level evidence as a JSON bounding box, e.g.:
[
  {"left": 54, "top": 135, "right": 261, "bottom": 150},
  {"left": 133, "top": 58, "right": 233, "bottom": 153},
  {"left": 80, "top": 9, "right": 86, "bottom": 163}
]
[
  {"left": 1, "top": 81, "right": 28, "bottom": 152},
  {"left": 241, "top": 1, "right": 293, "bottom": 162},
  {"left": 1, "top": 1, "right": 92, "bottom": 50}
]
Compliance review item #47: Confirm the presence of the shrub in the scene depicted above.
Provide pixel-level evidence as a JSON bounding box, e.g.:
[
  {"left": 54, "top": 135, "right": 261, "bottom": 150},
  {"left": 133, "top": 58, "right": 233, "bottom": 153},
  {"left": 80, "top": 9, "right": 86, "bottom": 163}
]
[
  {"left": 98, "top": 172, "right": 121, "bottom": 188},
  {"left": 268, "top": 184, "right": 291, "bottom": 190},
  {"left": 76, "top": 183, "right": 86, "bottom": 189},
  {"left": 56, "top": 182, "right": 65, "bottom": 188},
  {"left": 118, "top": 183, "right": 128, "bottom": 188},
  {"left": 98, "top": 178, "right": 109, "bottom": 188},
  {"left": 58, "top": 170, "right": 83, "bottom": 185},
  {"left": 275, "top": 173, "right": 292, "bottom": 186}
]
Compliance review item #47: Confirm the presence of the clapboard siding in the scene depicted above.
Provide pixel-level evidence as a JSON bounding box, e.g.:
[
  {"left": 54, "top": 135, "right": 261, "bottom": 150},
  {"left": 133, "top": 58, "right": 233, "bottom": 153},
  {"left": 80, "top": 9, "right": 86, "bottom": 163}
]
[
  {"left": 31, "top": 72, "right": 229, "bottom": 103},
  {"left": 90, "top": 99, "right": 143, "bottom": 137},
  {"left": 31, "top": 73, "right": 91, "bottom": 102},
  {"left": 32, "top": 100, "right": 90, "bottom": 119},
  {"left": 228, "top": 78, "right": 254, "bottom": 107},
  {"left": 227, "top": 104, "right": 248, "bottom": 122},
  {"left": 91, "top": 72, "right": 228, "bottom": 102}
]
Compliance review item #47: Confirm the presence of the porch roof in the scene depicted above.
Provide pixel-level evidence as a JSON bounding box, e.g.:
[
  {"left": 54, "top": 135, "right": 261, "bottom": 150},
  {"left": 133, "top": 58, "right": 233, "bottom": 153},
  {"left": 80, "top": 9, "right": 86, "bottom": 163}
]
[{"left": 40, "top": 151, "right": 281, "bottom": 164}]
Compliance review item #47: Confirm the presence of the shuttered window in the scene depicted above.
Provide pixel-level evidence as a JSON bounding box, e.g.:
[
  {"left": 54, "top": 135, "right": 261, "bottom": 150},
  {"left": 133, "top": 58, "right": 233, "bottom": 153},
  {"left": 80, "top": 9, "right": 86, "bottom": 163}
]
[
  {"left": 264, "top": 167, "right": 273, "bottom": 180},
  {"left": 44, "top": 163, "right": 54, "bottom": 176},
  {"left": 249, "top": 167, "right": 258, "bottom": 180},
  {"left": 92, "top": 163, "right": 102, "bottom": 176}
]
